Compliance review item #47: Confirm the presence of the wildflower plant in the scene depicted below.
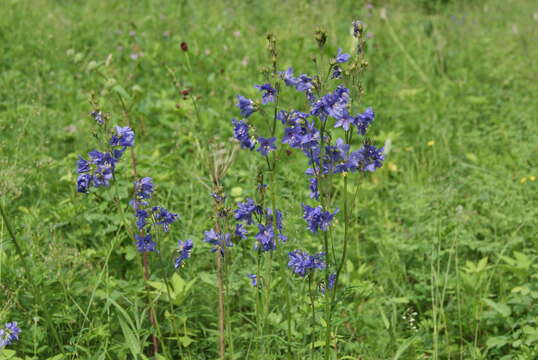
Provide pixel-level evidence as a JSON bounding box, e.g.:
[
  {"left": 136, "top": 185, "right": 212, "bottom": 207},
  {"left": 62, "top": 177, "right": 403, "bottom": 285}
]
[
  {"left": 231, "top": 22, "right": 383, "bottom": 359},
  {"left": 74, "top": 98, "right": 184, "bottom": 357}
]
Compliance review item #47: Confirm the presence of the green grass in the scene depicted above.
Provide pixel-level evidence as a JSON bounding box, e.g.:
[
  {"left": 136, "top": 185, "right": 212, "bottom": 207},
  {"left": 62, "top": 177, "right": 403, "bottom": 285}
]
[{"left": 1, "top": 0, "right": 537, "bottom": 359}]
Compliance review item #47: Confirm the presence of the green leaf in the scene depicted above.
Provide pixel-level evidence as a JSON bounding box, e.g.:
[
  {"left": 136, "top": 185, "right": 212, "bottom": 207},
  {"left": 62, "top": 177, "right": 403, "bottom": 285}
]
[
  {"left": 483, "top": 298, "right": 511, "bottom": 317},
  {"left": 486, "top": 336, "right": 509, "bottom": 349}
]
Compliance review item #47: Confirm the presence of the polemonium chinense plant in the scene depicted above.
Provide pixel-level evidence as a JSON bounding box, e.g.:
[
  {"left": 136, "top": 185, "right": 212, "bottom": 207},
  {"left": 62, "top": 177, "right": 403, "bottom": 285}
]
[
  {"left": 75, "top": 100, "right": 182, "bottom": 357},
  {"left": 232, "top": 23, "right": 383, "bottom": 358},
  {"left": 231, "top": 33, "right": 296, "bottom": 358}
]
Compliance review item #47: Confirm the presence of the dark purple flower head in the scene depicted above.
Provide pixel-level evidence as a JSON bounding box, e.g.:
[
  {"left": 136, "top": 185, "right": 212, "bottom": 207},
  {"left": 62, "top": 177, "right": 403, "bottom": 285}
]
[
  {"left": 91, "top": 110, "right": 104, "bottom": 124},
  {"left": 247, "top": 273, "right": 257, "bottom": 286},
  {"left": 353, "top": 107, "right": 375, "bottom": 135},
  {"left": 331, "top": 65, "right": 342, "bottom": 79},
  {"left": 335, "top": 48, "right": 351, "bottom": 63},
  {"left": 236, "top": 95, "right": 255, "bottom": 118},
  {"left": 110, "top": 126, "right": 135, "bottom": 147},
  {"left": 302, "top": 204, "right": 338, "bottom": 233},
  {"left": 255, "top": 83, "right": 277, "bottom": 104},
  {"left": 77, "top": 174, "right": 91, "bottom": 193},
  {"left": 152, "top": 206, "right": 178, "bottom": 232},
  {"left": 135, "top": 234, "right": 157, "bottom": 252},
  {"left": 234, "top": 198, "right": 261, "bottom": 224},
  {"left": 255, "top": 223, "right": 276, "bottom": 251},
  {"left": 175, "top": 239, "right": 193, "bottom": 268},
  {"left": 256, "top": 137, "right": 276, "bottom": 156},
  {"left": 352, "top": 20, "right": 364, "bottom": 38},
  {"left": 288, "top": 249, "right": 326, "bottom": 277},
  {"left": 232, "top": 118, "right": 255, "bottom": 150}
]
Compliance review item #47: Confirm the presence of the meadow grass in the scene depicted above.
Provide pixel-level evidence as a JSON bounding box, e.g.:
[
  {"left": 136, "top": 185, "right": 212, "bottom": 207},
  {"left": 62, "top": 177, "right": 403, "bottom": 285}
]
[{"left": 1, "top": 0, "right": 537, "bottom": 359}]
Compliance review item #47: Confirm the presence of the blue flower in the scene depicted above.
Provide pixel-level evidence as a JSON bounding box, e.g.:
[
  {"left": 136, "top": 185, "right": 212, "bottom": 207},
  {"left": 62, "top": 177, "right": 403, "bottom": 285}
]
[
  {"left": 295, "top": 74, "right": 313, "bottom": 91},
  {"left": 255, "top": 223, "right": 276, "bottom": 251},
  {"left": 135, "top": 234, "right": 157, "bottom": 252},
  {"left": 288, "top": 250, "right": 326, "bottom": 277},
  {"left": 175, "top": 239, "right": 193, "bottom": 268},
  {"left": 280, "top": 67, "right": 297, "bottom": 87},
  {"left": 152, "top": 206, "right": 178, "bottom": 232},
  {"left": 335, "top": 48, "right": 351, "bottom": 63},
  {"left": 204, "top": 229, "right": 232, "bottom": 252},
  {"left": 236, "top": 95, "right": 255, "bottom": 118},
  {"left": 135, "top": 209, "right": 149, "bottom": 230},
  {"left": 282, "top": 121, "right": 319, "bottom": 151},
  {"left": 310, "top": 86, "right": 350, "bottom": 121},
  {"left": 256, "top": 137, "right": 276, "bottom": 156},
  {"left": 279, "top": 68, "right": 312, "bottom": 91},
  {"left": 232, "top": 118, "right": 255, "bottom": 150},
  {"left": 255, "top": 83, "right": 277, "bottom": 104},
  {"left": 234, "top": 198, "right": 261, "bottom": 224},
  {"left": 110, "top": 126, "right": 135, "bottom": 147},
  {"left": 277, "top": 110, "right": 289, "bottom": 124},
  {"left": 77, "top": 156, "right": 90, "bottom": 173},
  {"left": 92, "top": 164, "right": 113, "bottom": 188},
  {"left": 302, "top": 204, "right": 338, "bottom": 233},
  {"left": 234, "top": 223, "right": 248, "bottom": 240},
  {"left": 333, "top": 110, "right": 354, "bottom": 131},
  {"left": 353, "top": 107, "right": 375, "bottom": 135},
  {"left": 247, "top": 273, "right": 257, "bottom": 286},
  {"left": 77, "top": 174, "right": 91, "bottom": 193},
  {"left": 0, "top": 322, "right": 21, "bottom": 347}
]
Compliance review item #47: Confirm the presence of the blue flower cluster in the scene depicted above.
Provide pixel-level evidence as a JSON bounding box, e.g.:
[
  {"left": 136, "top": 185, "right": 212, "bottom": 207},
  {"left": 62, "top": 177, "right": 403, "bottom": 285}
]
[
  {"left": 76, "top": 125, "right": 135, "bottom": 193},
  {"left": 132, "top": 177, "right": 179, "bottom": 253},
  {"left": 230, "top": 26, "right": 383, "bottom": 285},
  {"left": 288, "top": 250, "right": 326, "bottom": 277},
  {"left": 232, "top": 84, "right": 279, "bottom": 156},
  {"left": 232, "top": 198, "right": 287, "bottom": 252},
  {"left": 302, "top": 204, "right": 339, "bottom": 233},
  {"left": 0, "top": 322, "right": 20, "bottom": 348}
]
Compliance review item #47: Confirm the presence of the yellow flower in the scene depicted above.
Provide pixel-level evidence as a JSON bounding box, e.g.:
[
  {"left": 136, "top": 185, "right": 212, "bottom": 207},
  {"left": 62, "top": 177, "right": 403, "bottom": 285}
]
[
  {"left": 427, "top": 140, "right": 435, "bottom": 147},
  {"left": 520, "top": 177, "right": 527, "bottom": 184},
  {"left": 529, "top": 176, "right": 536, "bottom": 182},
  {"left": 388, "top": 163, "right": 398, "bottom": 172}
]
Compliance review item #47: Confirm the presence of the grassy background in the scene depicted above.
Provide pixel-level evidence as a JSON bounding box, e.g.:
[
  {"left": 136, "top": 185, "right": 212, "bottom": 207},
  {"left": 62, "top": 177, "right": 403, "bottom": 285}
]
[{"left": 1, "top": 0, "right": 537, "bottom": 359}]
